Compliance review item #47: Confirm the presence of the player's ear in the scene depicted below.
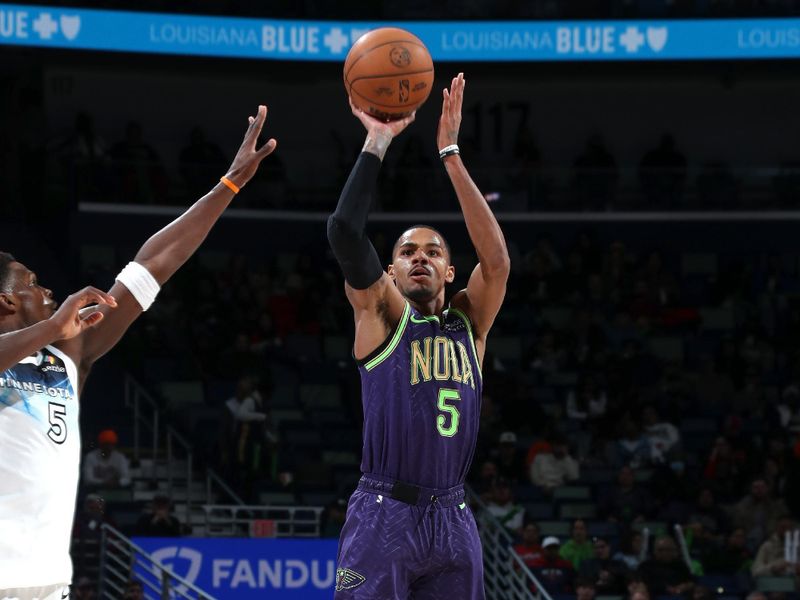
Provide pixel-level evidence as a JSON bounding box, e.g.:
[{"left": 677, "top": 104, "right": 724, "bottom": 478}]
[
  {"left": 0, "top": 293, "right": 16, "bottom": 315},
  {"left": 445, "top": 265, "right": 455, "bottom": 284},
  {"left": 387, "top": 264, "right": 396, "bottom": 281}
]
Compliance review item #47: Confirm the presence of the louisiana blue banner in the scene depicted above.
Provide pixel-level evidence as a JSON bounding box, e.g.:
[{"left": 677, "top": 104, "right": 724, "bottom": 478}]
[
  {"left": 1, "top": 4, "right": 800, "bottom": 61},
  {"left": 132, "top": 537, "right": 339, "bottom": 600}
]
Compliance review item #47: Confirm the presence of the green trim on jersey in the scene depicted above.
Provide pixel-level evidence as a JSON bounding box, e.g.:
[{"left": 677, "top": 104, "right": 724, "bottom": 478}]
[
  {"left": 364, "top": 302, "right": 411, "bottom": 371},
  {"left": 447, "top": 307, "right": 482, "bottom": 380},
  {"left": 410, "top": 313, "right": 440, "bottom": 324}
]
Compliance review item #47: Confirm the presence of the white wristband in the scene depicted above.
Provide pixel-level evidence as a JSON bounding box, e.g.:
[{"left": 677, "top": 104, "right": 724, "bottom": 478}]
[
  {"left": 116, "top": 261, "right": 160, "bottom": 311},
  {"left": 439, "top": 144, "right": 460, "bottom": 160}
]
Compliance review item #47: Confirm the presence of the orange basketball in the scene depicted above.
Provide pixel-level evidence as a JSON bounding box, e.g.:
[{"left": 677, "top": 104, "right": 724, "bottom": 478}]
[{"left": 344, "top": 27, "right": 434, "bottom": 122}]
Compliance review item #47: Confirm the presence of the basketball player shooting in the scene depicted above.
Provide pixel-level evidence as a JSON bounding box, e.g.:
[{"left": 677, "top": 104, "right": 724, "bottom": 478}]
[
  {"left": 0, "top": 106, "right": 276, "bottom": 600},
  {"left": 328, "top": 73, "right": 510, "bottom": 599}
]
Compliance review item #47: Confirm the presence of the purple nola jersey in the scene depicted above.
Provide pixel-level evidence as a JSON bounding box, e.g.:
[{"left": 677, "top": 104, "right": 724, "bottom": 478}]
[{"left": 356, "top": 302, "right": 483, "bottom": 490}]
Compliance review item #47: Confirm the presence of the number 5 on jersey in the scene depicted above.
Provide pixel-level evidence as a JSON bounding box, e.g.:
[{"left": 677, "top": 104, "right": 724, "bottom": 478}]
[
  {"left": 437, "top": 388, "right": 461, "bottom": 437},
  {"left": 48, "top": 402, "right": 67, "bottom": 444}
]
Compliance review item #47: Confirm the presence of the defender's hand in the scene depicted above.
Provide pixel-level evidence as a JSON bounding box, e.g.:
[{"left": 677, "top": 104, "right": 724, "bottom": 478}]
[
  {"left": 223, "top": 105, "right": 278, "bottom": 189},
  {"left": 51, "top": 287, "right": 117, "bottom": 340},
  {"left": 437, "top": 72, "right": 464, "bottom": 151}
]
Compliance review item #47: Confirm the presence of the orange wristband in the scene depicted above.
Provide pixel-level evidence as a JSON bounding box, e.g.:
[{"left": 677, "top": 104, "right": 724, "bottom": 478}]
[{"left": 220, "top": 176, "right": 240, "bottom": 194}]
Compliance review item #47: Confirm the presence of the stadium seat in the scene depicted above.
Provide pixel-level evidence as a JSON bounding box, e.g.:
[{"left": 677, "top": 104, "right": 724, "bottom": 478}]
[
  {"left": 681, "top": 252, "right": 717, "bottom": 276},
  {"left": 258, "top": 491, "right": 297, "bottom": 505},
  {"left": 756, "top": 577, "right": 796, "bottom": 592},
  {"left": 523, "top": 502, "right": 555, "bottom": 520},
  {"left": 299, "top": 383, "right": 342, "bottom": 409},
  {"left": 558, "top": 503, "right": 597, "bottom": 519},
  {"left": 552, "top": 486, "right": 592, "bottom": 501},
  {"left": 537, "top": 521, "right": 572, "bottom": 537}
]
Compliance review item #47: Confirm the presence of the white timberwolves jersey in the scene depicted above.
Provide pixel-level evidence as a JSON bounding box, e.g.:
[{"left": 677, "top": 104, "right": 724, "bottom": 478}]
[{"left": 0, "top": 345, "right": 80, "bottom": 587}]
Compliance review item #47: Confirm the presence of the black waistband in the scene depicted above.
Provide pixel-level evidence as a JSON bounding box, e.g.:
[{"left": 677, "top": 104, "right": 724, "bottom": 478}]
[{"left": 357, "top": 474, "right": 466, "bottom": 507}]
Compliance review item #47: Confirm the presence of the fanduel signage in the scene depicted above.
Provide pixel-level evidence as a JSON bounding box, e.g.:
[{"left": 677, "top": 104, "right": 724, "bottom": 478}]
[
  {"left": 2, "top": 5, "right": 800, "bottom": 61},
  {"left": 133, "top": 538, "right": 339, "bottom": 600}
]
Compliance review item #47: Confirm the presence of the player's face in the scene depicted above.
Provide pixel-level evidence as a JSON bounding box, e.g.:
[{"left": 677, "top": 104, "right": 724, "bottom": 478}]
[
  {"left": 389, "top": 228, "right": 454, "bottom": 303},
  {"left": 2, "top": 262, "right": 57, "bottom": 326}
]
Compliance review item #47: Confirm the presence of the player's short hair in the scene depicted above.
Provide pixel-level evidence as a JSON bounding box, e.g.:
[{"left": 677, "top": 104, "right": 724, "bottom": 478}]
[
  {"left": 393, "top": 224, "right": 451, "bottom": 261},
  {"left": 0, "top": 252, "right": 16, "bottom": 291}
]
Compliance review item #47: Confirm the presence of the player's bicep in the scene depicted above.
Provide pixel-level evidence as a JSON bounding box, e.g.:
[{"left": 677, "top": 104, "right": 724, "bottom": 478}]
[
  {"left": 345, "top": 273, "right": 407, "bottom": 361},
  {"left": 76, "top": 281, "right": 144, "bottom": 367}
]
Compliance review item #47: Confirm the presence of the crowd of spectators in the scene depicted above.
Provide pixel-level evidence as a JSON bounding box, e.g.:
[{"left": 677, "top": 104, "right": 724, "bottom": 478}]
[
  {"left": 44, "top": 109, "right": 800, "bottom": 212},
  {"left": 72, "top": 217, "right": 800, "bottom": 598}
]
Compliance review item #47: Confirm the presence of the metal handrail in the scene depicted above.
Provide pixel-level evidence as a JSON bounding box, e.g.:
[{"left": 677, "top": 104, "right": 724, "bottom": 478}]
[
  {"left": 201, "top": 504, "right": 323, "bottom": 538},
  {"left": 466, "top": 486, "right": 553, "bottom": 600},
  {"left": 206, "top": 468, "right": 246, "bottom": 506},
  {"left": 99, "top": 523, "right": 216, "bottom": 600},
  {"left": 124, "top": 374, "right": 195, "bottom": 518}
]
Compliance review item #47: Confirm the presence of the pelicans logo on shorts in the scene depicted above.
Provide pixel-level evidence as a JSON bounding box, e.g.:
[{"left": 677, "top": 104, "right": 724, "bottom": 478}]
[{"left": 336, "top": 567, "right": 366, "bottom": 591}]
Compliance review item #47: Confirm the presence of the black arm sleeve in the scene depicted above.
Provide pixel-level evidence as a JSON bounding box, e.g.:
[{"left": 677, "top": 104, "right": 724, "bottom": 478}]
[{"left": 327, "top": 152, "right": 385, "bottom": 290}]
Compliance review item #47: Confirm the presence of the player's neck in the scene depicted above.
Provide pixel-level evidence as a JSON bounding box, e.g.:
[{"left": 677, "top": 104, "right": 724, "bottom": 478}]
[{"left": 407, "top": 297, "right": 446, "bottom": 319}]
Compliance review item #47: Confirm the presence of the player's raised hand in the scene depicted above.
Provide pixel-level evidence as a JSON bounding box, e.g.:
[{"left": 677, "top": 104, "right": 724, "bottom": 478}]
[
  {"left": 349, "top": 97, "right": 416, "bottom": 140},
  {"left": 437, "top": 72, "right": 464, "bottom": 151},
  {"left": 223, "top": 105, "right": 278, "bottom": 190},
  {"left": 51, "top": 287, "right": 117, "bottom": 340}
]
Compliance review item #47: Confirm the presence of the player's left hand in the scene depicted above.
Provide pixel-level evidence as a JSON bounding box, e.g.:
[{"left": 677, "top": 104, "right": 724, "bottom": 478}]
[
  {"left": 223, "top": 105, "right": 278, "bottom": 190},
  {"left": 437, "top": 72, "right": 464, "bottom": 151}
]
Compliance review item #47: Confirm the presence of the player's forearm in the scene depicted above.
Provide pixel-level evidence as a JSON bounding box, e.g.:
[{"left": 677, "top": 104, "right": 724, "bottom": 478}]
[
  {"left": 327, "top": 151, "right": 384, "bottom": 289},
  {"left": 133, "top": 183, "right": 236, "bottom": 284},
  {"left": 444, "top": 155, "right": 510, "bottom": 278},
  {"left": 0, "top": 318, "right": 63, "bottom": 372}
]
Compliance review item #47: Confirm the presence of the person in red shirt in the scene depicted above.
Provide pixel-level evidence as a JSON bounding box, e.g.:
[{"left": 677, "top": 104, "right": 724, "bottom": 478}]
[
  {"left": 530, "top": 536, "right": 575, "bottom": 594},
  {"left": 514, "top": 522, "right": 544, "bottom": 568}
]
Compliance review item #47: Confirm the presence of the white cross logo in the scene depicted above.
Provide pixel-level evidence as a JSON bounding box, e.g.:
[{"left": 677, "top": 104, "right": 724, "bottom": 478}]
[
  {"left": 619, "top": 26, "right": 645, "bottom": 53},
  {"left": 323, "top": 27, "right": 350, "bottom": 54},
  {"left": 33, "top": 13, "right": 58, "bottom": 40}
]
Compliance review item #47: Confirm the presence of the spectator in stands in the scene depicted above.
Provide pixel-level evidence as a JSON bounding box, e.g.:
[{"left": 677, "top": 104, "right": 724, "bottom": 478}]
[
  {"left": 122, "top": 581, "right": 144, "bottom": 600},
  {"left": 637, "top": 535, "right": 694, "bottom": 596},
  {"left": 527, "top": 325, "right": 566, "bottom": 374},
  {"left": 612, "top": 417, "right": 655, "bottom": 469},
  {"left": 109, "top": 120, "right": 167, "bottom": 204},
  {"left": 745, "top": 594, "right": 767, "bottom": 600},
  {"left": 751, "top": 514, "right": 800, "bottom": 581},
  {"left": 530, "top": 536, "right": 575, "bottom": 595},
  {"left": 575, "top": 577, "right": 597, "bottom": 600},
  {"left": 578, "top": 536, "right": 630, "bottom": 594},
  {"left": 573, "top": 133, "right": 618, "bottom": 210},
  {"left": 626, "top": 576, "right": 650, "bottom": 598},
  {"left": 614, "top": 530, "right": 646, "bottom": 571},
  {"left": 133, "top": 495, "right": 183, "bottom": 537},
  {"left": 486, "top": 478, "right": 525, "bottom": 535},
  {"left": 320, "top": 498, "right": 347, "bottom": 538},
  {"left": 222, "top": 376, "right": 271, "bottom": 491},
  {"left": 641, "top": 405, "right": 681, "bottom": 463},
  {"left": 686, "top": 487, "right": 730, "bottom": 538},
  {"left": 71, "top": 576, "right": 95, "bottom": 600},
  {"left": 702, "top": 527, "right": 753, "bottom": 574},
  {"left": 514, "top": 521, "right": 544, "bottom": 569},
  {"left": 494, "top": 431, "right": 526, "bottom": 483},
  {"left": 72, "top": 494, "right": 114, "bottom": 576},
  {"left": 730, "top": 477, "right": 790, "bottom": 551},
  {"left": 560, "top": 519, "right": 594, "bottom": 570},
  {"left": 703, "top": 435, "right": 748, "bottom": 502},
  {"left": 638, "top": 134, "right": 687, "bottom": 208},
  {"left": 82, "top": 429, "right": 131, "bottom": 489},
  {"left": 566, "top": 374, "right": 608, "bottom": 422},
  {"left": 178, "top": 126, "right": 227, "bottom": 201},
  {"left": 474, "top": 459, "right": 498, "bottom": 501},
  {"left": 530, "top": 434, "right": 580, "bottom": 494},
  {"left": 599, "top": 466, "right": 653, "bottom": 523}
]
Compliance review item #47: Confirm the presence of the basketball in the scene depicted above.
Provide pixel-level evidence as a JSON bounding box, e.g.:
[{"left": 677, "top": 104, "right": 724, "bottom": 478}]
[{"left": 343, "top": 27, "right": 435, "bottom": 121}]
